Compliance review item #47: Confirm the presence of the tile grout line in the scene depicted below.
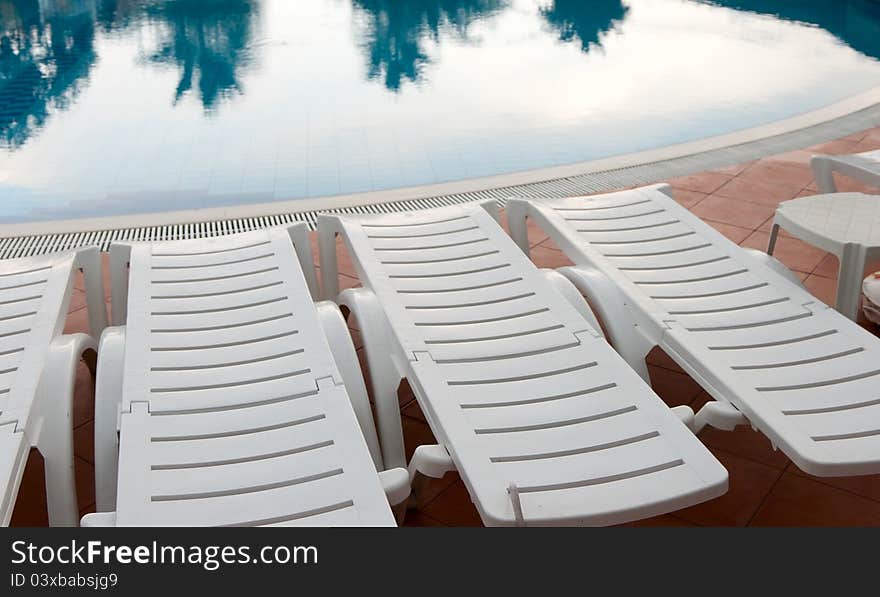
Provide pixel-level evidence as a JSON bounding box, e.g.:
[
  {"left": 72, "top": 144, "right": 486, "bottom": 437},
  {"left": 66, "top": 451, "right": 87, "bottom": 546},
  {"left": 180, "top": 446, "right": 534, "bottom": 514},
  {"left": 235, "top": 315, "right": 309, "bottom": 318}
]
[
  {"left": 416, "top": 476, "right": 461, "bottom": 515},
  {"left": 73, "top": 418, "right": 94, "bottom": 431},
  {"left": 783, "top": 461, "right": 880, "bottom": 506},
  {"left": 697, "top": 432, "right": 791, "bottom": 475},
  {"left": 745, "top": 466, "right": 787, "bottom": 527}
]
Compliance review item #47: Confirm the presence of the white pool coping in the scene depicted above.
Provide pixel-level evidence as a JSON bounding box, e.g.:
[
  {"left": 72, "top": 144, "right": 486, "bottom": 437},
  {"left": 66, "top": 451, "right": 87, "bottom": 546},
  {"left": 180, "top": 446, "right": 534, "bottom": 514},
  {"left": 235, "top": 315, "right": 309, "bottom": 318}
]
[{"left": 2, "top": 84, "right": 880, "bottom": 239}]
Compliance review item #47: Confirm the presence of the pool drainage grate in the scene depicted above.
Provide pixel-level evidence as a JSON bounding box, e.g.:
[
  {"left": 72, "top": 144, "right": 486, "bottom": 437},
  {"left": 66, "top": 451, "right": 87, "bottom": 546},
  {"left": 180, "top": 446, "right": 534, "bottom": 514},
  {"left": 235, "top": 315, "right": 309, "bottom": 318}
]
[{"left": 2, "top": 101, "right": 879, "bottom": 259}]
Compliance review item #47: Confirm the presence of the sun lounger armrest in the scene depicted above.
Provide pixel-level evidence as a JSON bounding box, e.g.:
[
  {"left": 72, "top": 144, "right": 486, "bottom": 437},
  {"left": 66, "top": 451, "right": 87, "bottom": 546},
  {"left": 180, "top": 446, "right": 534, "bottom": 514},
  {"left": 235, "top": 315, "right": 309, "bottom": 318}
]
[
  {"left": 557, "top": 265, "right": 655, "bottom": 383},
  {"left": 73, "top": 246, "right": 108, "bottom": 339},
  {"left": 314, "top": 300, "right": 383, "bottom": 470},
  {"left": 94, "top": 326, "right": 126, "bottom": 513},
  {"left": 284, "top": 224, "right": 320, "bottom": 300},
  {"left": 316, "top": 214, "right": 344, "bottom": 300},
  {"left": 108, "top": 243, "right": 132, "bottom": 326},
  {"left": 540, "top": 269, "right": 604, "bottom": 335},
  {"left": 36, "top": 333, "right": 98, "bottom": 526},
  {"left": 504, "top": 197, "right": 535, "bottom": 255},
  {"left": 336, "top": 288, "right": 407, "bottom": 470}
]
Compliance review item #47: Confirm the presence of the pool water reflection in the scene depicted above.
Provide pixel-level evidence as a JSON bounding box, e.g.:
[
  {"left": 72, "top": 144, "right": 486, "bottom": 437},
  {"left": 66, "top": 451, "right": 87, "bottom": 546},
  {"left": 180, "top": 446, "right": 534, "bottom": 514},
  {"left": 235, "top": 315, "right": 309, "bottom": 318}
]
[{"left": 0, "top": 0, "right": 879, "bottom": 222}]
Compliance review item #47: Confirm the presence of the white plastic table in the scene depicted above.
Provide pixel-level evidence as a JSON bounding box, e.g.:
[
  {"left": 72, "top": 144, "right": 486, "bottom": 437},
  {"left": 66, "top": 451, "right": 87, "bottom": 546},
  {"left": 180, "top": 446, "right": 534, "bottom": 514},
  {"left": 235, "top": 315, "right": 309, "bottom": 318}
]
[{"left": 768, "top": 192, "right": 880, "bottom": 320}]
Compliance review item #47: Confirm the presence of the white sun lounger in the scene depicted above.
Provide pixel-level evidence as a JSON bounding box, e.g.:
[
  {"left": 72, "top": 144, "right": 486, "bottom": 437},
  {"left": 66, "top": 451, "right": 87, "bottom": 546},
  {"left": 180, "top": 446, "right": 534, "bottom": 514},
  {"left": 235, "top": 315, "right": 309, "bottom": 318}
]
[
  {"left": 812, "top": 150, "right": 880, "bottom": 192},
  {"left": 508, "top": 183, "right": 880, "bottom": 477},
  {"left": 84, "top": 226, "right": 407, "bottom": 527},
  {"left": 0, "top": 248, "right": 106, "bottom": 526},
  {"left": 317, "top": 202, "right": 727, "bottom": 526}
]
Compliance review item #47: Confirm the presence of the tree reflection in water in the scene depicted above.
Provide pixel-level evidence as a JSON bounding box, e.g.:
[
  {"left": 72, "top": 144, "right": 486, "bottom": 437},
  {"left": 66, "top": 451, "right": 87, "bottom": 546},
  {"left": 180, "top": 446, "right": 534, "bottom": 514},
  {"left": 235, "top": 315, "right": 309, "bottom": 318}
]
[
  {"left": 0, "top": 0, "right": 97, "bottom": 147},
  {"left": 352, "top": 0, "right": 504, "bottom": 92},
  {"left": 540, "top": 0, "right": 628, "bottom": 53},
  {"left": 138, "top": 0, "right": 259, "bottom": 111},
  {"left": 0, "top": 0, "right": 260, "bottom": 149}
]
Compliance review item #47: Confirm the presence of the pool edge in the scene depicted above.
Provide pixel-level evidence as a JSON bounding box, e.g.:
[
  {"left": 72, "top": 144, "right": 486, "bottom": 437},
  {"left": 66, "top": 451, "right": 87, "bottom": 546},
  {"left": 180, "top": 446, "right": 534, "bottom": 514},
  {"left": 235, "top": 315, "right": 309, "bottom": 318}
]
[{"left": 2, "top": 84, "right": 880, "bottom": 254}]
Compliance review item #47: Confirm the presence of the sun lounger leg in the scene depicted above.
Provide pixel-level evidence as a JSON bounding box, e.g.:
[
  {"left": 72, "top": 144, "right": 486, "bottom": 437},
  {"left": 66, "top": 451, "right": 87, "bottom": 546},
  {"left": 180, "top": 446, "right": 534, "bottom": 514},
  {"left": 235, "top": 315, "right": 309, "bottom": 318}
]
[
  {"left": 507, "top": 483, "right": 527, "bottom": 526},
  {"left": 94, "top": 326, "right": 126, "bottom": 512},
  {"left": 80, "top": 512, "right": 117, "bottom": 527},
  {"left": 337, "top": 288, "right": 406, "bottom": 470},
  {"left": 79, "top": 512, "right": 116, "bottom": 528},
  {"left": 811, "top": 156, "right": 838, "bottom": 193},
  {"left": 37, "top": 333, "right": 97, "bottom": 526},
  {"left": 379, "top": 468, "right": 411, "bottom": 524},
  {"left": 836, "top": 243, "right": 870, "bottom": 320},
  {"left": 693, "top": 401, "right": 747, "bottom": 434},
  {"left": 285, "top": 225, "right": 320, "bottom": 300},
  {"left": 670, "top": 405, "right": 696, "bottom": 433},
  {"left": 558, "top": 266, "right": 654, "bottom": 383},
  {"left": 408, "top": 445, "right": 455, "bottom": 483},
  {"left": 407, "top": 445, "right": 456, "bottom": 511},
  {"left": 766, "top": 223, "right": 781, "bottom": 256}
]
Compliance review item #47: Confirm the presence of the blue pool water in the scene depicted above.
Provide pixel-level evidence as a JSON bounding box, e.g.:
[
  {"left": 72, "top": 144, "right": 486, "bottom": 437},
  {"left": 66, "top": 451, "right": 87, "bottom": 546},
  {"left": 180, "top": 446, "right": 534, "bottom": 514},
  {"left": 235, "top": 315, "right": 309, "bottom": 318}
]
[{"left": 1, "top": 0, "right": 879, "bottom": 223}]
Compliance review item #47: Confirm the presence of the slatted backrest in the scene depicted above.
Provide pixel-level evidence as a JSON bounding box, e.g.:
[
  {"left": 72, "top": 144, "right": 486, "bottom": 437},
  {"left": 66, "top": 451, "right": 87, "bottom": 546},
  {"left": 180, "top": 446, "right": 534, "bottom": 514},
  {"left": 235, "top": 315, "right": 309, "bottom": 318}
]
[
  {"left": 0, "top": 252, "right": 76, "bottom": 425},
  {"left": 121, "top": 227, "right": 337, "bottom": 413},
  {"left": 335, "top": 203, "right": 594, "bottom": 358},
  {"left": 114, "top": 227, "right": 394, "bottom": 526},
  {"left": 529, "top": 185, "right": 820, "bottom": 330},
  {"left": 331, "top": 203, "right": 727, "bottom": 525},
  {"left": 528, "top": 184, "right": 880, "bottom": 475}
]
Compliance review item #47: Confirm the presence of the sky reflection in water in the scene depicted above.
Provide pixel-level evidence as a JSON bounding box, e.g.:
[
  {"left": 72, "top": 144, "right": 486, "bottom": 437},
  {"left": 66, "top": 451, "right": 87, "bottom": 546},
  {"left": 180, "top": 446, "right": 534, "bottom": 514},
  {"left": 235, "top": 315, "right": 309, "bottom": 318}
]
[{"left": 0, "top": 0, "right": 878, "bottom": 222}]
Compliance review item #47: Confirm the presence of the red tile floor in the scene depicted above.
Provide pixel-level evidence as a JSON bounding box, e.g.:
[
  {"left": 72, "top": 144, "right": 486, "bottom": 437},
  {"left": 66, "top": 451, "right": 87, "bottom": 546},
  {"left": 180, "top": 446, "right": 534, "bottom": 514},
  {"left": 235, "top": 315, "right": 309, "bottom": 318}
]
[{"left": 11, "top": 126, "right": 880, "bottom": 526}]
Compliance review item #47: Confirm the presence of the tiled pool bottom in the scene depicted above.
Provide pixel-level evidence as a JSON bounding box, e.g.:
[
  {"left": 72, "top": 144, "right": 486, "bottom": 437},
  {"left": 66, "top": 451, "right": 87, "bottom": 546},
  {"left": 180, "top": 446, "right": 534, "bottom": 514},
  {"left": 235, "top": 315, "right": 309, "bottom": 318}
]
[{"left": 10, "top": 125, "right": 880, "bottom": 526}]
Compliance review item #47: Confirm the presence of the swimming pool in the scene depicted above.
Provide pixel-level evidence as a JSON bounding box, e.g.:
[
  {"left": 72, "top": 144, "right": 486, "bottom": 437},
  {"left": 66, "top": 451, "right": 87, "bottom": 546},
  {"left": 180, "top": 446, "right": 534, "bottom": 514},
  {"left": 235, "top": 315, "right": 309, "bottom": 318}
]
[{"left": 1, "top": 0, "right": 879, "bottom": 223}]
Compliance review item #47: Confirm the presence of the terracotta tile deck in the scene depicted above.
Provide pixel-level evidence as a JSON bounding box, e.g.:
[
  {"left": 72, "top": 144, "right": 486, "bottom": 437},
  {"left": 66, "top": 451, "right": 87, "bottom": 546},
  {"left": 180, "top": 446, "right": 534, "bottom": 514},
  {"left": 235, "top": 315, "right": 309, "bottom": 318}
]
[{"left": 11, "top": 127, "right": 880, "bottom": 527}]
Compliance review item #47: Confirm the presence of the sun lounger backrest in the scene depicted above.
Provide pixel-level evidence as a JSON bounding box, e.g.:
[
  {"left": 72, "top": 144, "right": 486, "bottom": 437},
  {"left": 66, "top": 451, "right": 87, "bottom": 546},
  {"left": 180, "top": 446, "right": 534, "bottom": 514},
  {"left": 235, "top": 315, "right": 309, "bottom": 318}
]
[
  {"left": 0, "top": 252, "right": 77, "bottom": 421},
  {"left": 332, "top": 202, "right": 595, "bottom": 359},
  {"left": 119, "top": 227, "right": 337, "bottom": 413},
  {"left": 524, "top": 185, "right": 822, "bottom": 334}
]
